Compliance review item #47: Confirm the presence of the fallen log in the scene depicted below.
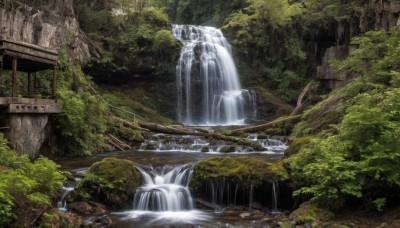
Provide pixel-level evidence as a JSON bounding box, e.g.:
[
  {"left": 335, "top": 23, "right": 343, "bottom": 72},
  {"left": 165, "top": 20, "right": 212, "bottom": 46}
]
[
  {"left": 290, "top": 81, "right": 316, "bottom": 116},
  {"left": 232, "top": 114, "right": 302, "bottom": 133},
  {"left": 138, "top": 120, "right": 206, "bottom": 136}
]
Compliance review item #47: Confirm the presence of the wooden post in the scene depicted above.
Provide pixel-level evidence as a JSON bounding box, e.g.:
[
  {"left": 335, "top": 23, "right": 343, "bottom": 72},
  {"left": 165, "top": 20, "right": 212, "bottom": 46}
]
[
  {"left": 11, "top": 57, "right": 17, "bottom": 98},
  {"left": 52, "top": 67, "right": 56, "bottom": 98},
  {"left": 27, "top": 72, "right": 31, "bottom": 97}
]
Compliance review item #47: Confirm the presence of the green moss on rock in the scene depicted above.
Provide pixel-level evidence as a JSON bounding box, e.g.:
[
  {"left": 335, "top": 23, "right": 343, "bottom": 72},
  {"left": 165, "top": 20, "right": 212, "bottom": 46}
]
[
  {"left": 191, "top": 156, "right": 289, "bottom": 190},
  {"left": 219, "top": 145, "right": 236, "bottom": 153},
  {"left": 291, "top": 201, "right": 334, "bottom": 225},
  {"left": 74, "top": 158, "right": 142, "bottom": 209},
  {"left": 284, "top": 136, "right": 314, "bottom": 158}
]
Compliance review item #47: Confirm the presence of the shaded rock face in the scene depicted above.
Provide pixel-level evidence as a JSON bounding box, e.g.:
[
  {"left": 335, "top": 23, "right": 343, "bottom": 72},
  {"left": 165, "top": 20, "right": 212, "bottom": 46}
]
[
  {"left": 316, "top": 45, "right": 355, "bottom": 89},
  {"left": 0, "top": 0, "right": 99, "bottom": 61},
  {"left": 7, "top": 114, "right": 49, "bottom": 158},
  {"left": 316, "top": 0, "right": 400, "bottom": 89},
  {"left": 360, "top": 0, "right": 400, "bottom": 32}
]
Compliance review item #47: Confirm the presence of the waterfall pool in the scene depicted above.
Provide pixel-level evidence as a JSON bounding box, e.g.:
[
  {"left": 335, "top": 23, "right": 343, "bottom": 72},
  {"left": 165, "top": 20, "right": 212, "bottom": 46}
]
[{"left": 57, "top": 148, "right": 286, "bottom": 227}]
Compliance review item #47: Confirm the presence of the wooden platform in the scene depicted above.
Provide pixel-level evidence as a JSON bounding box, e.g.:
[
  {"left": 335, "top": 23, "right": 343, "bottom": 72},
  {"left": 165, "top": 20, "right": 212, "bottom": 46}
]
[
  {"left": 0, "top": 36, "right": 59, "bottom": 100},
  {"left": 0, "top": 97, "right": 62, "bottom": 113}
]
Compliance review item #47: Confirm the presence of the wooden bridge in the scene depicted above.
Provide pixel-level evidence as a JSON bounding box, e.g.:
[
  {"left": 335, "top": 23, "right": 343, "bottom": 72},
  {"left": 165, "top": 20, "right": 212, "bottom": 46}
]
[{"left": 0, "top": 37, "right": 61, "bottom": 113}]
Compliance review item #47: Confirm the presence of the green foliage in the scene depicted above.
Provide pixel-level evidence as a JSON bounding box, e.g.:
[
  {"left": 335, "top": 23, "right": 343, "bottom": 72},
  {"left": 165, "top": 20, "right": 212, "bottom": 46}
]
[
  {"left": 288, "top": 30, "right": 400, "bottom": 210},
  {"left": 0, "top": 133, "right": 65, "bottom": 226},
  {"left": 222, "top": 0, "right": 307, "bottom": 103},
  {"left": 373, "top": 198, "right": 386, "bottom": 212},
  {"left": 52, "top": 50, "right": 109, "bottom": 156}
]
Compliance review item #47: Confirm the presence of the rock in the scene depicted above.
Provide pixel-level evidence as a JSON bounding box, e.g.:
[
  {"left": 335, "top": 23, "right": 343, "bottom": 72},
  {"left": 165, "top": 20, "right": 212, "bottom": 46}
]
[
  {"left": 91, "top": 215, "right": 112, "bottom": 227},
  {"left": 73, "top": 158, "right": 143, "bottom": 209},
  {"left": 316, "top": 45, "right": 354, "bottom": 89},
  {"left": 191, "top": 157, "right": 289, "bottom": 191},
  {"left": 290, "top": 201, "right": 334, "bottom": 225},
  {"left": 219, "top": 145, "right": 236, "bottom": 153},
  {"left": 0, "top": 1, "right": 99, "bottom": 62},
  {"left": 69, "top": 201, "right": 93, "bottom": 214},
  {"left": 6, "top": 114, "right": 49, "bottom": 159},
  {"left": 240, "top": 212, "right": 251, "bottom": 218},
  {"left": 251, "top": 201, "right": 264, "bottom": 210}
]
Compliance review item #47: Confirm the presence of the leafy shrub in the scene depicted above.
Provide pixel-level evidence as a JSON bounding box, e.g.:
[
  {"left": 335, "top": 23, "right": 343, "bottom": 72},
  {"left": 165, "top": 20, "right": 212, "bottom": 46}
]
[{"left": 0, "top": 133, "right": 65, "bottom": 226}]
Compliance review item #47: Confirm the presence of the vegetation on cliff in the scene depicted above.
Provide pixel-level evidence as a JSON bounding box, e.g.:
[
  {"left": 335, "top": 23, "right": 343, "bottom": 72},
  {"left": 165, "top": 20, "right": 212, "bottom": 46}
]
[{"left": 286, "top": 30, "right": 400, "bottom": 211}]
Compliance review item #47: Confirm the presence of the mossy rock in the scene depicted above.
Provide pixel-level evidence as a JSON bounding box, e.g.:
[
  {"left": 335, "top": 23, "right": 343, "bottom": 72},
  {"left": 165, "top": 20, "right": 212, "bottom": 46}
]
[
  {"left": 219, "top": 145, "right": 236, "bottom": 153},
  {"left": 201, "top": 146, "right": 210, "bottom": 152},
  {"left": 291, "top": 201, "right": 334, "bottom": 225},
  {"left": 191, "top": 156, "right": 289, "bottom": 190},
  {"left": 74, "top": 158, "right": 142, "bottom": 209},
  {"left": 284, "top": 136, "right": 314, "bottom": 158}
]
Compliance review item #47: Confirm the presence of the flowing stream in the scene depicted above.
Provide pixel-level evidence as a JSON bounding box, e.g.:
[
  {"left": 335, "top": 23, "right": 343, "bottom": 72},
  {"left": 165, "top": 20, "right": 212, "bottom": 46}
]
[
  {"left": 133, "top": 164, "right": 194, "bottom": 211},
  {"left": 172, "top": 25, "right": 257, "bottom": 126}
]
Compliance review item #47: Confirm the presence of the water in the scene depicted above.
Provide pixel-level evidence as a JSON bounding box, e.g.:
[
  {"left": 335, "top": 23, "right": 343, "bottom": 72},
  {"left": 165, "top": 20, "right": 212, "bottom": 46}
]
[
  {"left": 140, "top": 133, "right": 287, "bottom": 154},
  {"left": 57, "top": 186, "right": 74, "bottom": 211},
  {"left": 113, "top": 164, "right": 211, "bottom": 227},
  {"left": 172, "top": 24, "right": 257, "bottom": 126},
  {"left": 133, "top": 164, "right": 194, "bottom": 211},
  {"left": 57, "top": 149, "right": 287, "bottom": 226}
]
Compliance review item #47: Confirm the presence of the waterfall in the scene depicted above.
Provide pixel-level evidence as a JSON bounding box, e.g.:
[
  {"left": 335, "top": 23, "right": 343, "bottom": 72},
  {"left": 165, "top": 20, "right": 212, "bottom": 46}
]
[
  {"left": 172, "top": 24, "right": 257, "bottom": 126},
  {"left": 57, "top": 186, "right": 74, "bottom": 211},
  {"left": 271, "top": 182, "right": 279, "bottom": 212},
  {"left": 133, "top": 164, "right": 194, "bottom": 211}
]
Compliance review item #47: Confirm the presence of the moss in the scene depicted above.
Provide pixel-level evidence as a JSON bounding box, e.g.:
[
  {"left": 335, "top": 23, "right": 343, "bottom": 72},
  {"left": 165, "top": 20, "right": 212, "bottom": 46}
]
[
  {"left": 219, "top": 145, "right": 236, "bottom": 153},
  {"left": 291, "top": 201, "right": 334, "bottom": 225},
  {"left": 74, "top": 158, "right": 142, "bottom": 209},
  {"left": 284, "top": 136, "right": 314, "bottom": 158},
  {"left": 191, "top": 156, "right": 289, "bottom": 190},
  {"left": 250, "top": 86, "right": 293, "bottom": 116},
  {"left": 36, "top": 209, "right": 83, "bottom": 227}
]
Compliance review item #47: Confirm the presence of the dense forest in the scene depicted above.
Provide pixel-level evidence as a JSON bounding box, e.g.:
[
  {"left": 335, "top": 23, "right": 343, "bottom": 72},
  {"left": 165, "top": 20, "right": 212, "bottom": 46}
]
[{"left": 1, "top": 0, "right": 400, "bottom": 226}]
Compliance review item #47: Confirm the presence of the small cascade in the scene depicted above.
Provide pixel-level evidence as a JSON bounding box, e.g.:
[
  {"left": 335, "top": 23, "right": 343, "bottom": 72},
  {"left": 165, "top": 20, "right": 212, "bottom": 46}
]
[
  {"left": 57, "top": 186, "right": 74, "bottom": 211},
  {"left": 271, "top": 182, "right": 279, "bottom": 212},
  {"left": 133, "top": 164, "right": 194, "bottom": 211},
  {"left": 248, "top": 184, "right": 254, "bottom": 211},
  {"left": 172, "top": 24, "right": 257, "bottom": 126},
  {"left": 140, "top": 133, "right": 287, "bottom": 154}
]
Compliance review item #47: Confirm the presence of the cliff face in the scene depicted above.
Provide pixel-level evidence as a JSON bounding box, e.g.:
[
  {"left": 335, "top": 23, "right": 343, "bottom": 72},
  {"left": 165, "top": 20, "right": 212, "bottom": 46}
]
[
  {"left": 316, "top": 0, "right": 400, "bottom": 89},
  {"left": 0, "top": 0, "right": 100, "bottom": 61}
]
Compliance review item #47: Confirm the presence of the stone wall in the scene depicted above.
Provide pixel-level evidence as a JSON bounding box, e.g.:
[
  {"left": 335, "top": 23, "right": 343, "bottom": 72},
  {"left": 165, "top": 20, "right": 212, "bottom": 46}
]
[{"left": 6, "top": 114, "right": 50, "bottom": 158}]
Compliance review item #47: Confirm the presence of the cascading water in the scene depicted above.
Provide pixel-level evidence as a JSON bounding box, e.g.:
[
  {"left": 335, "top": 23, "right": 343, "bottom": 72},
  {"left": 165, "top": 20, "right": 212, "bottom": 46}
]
[
  {"left": 172, "top": 24, "right": 257, "bottom": 126},
  {"left": 57, "top": 186, "right": 74, "bottom": 211},
  {"left": 133, "top": 164, "right": 194, "bottom": 211}
]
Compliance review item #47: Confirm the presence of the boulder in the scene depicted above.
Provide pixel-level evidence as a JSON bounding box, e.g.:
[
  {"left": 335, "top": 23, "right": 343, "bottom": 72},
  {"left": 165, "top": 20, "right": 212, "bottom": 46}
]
[{"left": 73, "top": 158, "right": 142, "bottom": 209}]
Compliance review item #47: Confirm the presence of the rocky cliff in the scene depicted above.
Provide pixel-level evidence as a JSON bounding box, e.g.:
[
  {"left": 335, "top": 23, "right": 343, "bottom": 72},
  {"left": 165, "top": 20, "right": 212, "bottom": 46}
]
[
  {"left": 316, "top": 0, "right": 400, "bottom": 89},
  {"left": 0, "top": 0, "right": 100, "bottom": 61}
]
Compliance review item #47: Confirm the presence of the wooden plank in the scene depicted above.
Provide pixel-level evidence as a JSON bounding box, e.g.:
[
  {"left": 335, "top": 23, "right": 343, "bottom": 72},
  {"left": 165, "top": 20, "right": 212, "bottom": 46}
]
[
  {"left": 11, "top": 57, "right": 17, "bottom": 97},
  {"left": 28, "top": 72, "right": 31, "bottom": 97},
  {"left": 1, "top": 39, "right": 57, "bottom": 55},
  {"left": 3, "top": 50, "right": 57, "bottom": 65},
  {"left": 2, "top": 42, "right": 58, "bottom": 61},
  {"left": 0, "top": 97, "right": 60, "bottom": 105},
  {"left": 52, "top": 67, "right": 56, "bottom": 98}
]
